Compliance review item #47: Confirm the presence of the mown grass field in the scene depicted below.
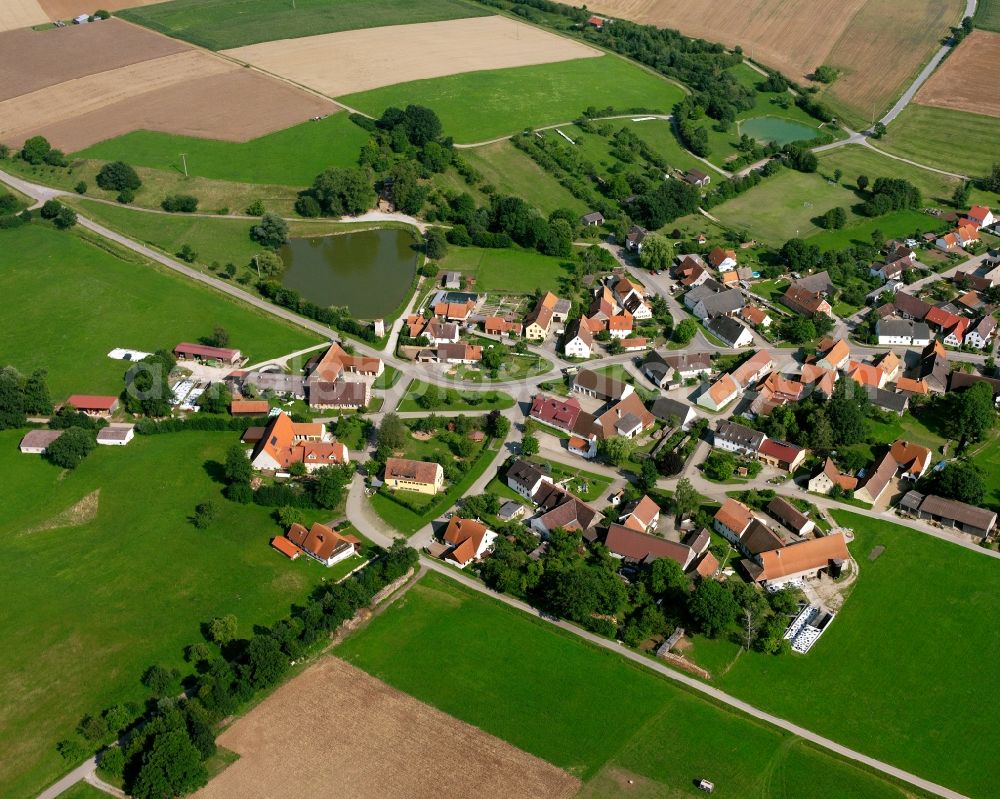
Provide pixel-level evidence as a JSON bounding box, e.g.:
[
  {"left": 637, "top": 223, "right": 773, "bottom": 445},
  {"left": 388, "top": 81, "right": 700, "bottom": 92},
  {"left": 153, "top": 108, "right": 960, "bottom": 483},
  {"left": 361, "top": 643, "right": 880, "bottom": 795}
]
[
  {"left": 118, "top": 0, "right": 489, "bottom": 50},
  {"left": 806, "top": 209, "right": 934, "bottom": 250},
  {"left": 74, "top": 115, "right": 370, "bottom": 187},
  {"left": 0, "top": 224, "right": 321, "bottom": 397},
  {"left": 817, "top": 144, "right": 960, "bottom": 201},
  {"left": 434, "top": 245, "right": 574, "bottom": 294},
  {"left": 0, "top": 429, "right": 341, "bottom": 799},
  {"left": 395, "top": 379, "right": 514, "bottom": 412},
  {"left": 715, "top": 511, "right": 1000, "bottom": 799},
  {"left": 338, "top": 572, "right": 924, "bottom": 798},
  {"left": 340, "top": 56, "right": 687, "bottom": 143},
  {"left": 459, "top": 141, "right": 588, "bottom": 215},
  {"left": 877, "top": 105, "right": 1000, "bottom": 177},
  {"left": 975, "top": 0, "right": 1000, "bottom": 30}
]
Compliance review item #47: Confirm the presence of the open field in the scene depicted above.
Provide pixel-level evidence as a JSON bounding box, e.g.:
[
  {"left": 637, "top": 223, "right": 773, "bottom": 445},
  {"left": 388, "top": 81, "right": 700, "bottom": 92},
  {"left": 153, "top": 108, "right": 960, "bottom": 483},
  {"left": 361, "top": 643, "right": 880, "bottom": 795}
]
[
  {"left": 582, "top": 0, "right": 961, "bottom": 126},
  {"left": 460, "top": 141, "right": 588, "bottom": 215},
  {"left": 0, "top": 19, "right": 187, "bottom": 101},
  {"left": 975, "top": 0, "right": 1000, "bottom": 30},
  {"left": 914, "top": 31, "right": 1000, "bottom": 118},
  {"left": 434, "top": 245, "right": 574, "bottom": 294},
  {"left": 876, "top": 105, "right": 1000, "bottom": 177},
  {"left": 195, "top": 657, "right": 579, "bottom": 799},
  {"left": 0, "top": 0, "right": 49, "bottom": 32},
  {"left": 396, "top": 380, "right": 515, "bottom": 412},
  {"left": 807, "top": 209, "right": 934, "bottom": 251},
  {"left": 341, "top": 56, "right": 686, "bottom": 143},
  {"left": 339, "top": 572, "right": 923, "bottom": 798},
  {"left": 74, "top": 114, "right": 369, "bottom": 186},
  {"left": 1, "top": 49, "right": 337, "bottom": 152},
  {"left": 817, "top": 144, "right": 960, "bottom": 202},
  {"left": 0, "top": 224, "right": 321, "bottom": 397},
  {"left": 225, "top": 16, "right": 599, "bottom": 98},
  {"left": 120, "top": 0, "right": 489, "bottom": 51},
  {"left": 0, "top": 429, "right": 338, "bottom": 799},
  {"left": 713, "top": 511, "right": 1000, "bottom": 799},
  {"left": 963, "top": 433, "right": 1000, "bottom": 509}
]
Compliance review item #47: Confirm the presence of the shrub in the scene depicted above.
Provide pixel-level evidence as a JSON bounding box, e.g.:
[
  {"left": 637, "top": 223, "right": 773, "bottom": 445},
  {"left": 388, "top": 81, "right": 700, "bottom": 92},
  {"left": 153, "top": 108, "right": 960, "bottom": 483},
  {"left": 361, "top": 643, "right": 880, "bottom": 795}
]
[
  {"left": 20, "top": 135, "right": 51, "bottom": 165},
  {"left": 43, "top": 149, "right": 68, "bottom": 167},
  {"left": 117, "top": 189, "right": 135, "bottom": 205},
  {"left": 96, "top": 161, "right": 142, "bottom": 192},
  {"left": 161, "top": 194, "right": 198, "bottom": 213},
  {"left": 74, "top": 181, "right": 87, "bottom": 194},
  {"left": 40, "top": 199, "right": 62, "bottom": 219},
  {"left": 294, "top": 195, "right": 321, "bottom": 217},
  {"left": 53, "top": 206, "right": 78, "bottom": 229},
  {"left": 245, "top": 199, "right": 265, "bottom": 216},
  {"left": 176, "top": 244, "right": 197, "bottom": 262}
]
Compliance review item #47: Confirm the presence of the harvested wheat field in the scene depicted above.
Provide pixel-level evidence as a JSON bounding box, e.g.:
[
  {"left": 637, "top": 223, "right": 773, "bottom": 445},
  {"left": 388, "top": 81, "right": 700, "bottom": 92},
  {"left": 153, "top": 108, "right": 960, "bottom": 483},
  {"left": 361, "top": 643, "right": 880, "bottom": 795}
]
[
  {"left": 38, "top": 0, "right": 163, "bottom": 19},
  {"left": 194, "top": 657, "right": 581, "bottom": 799},
  {"left": 915, "top": 31, "right": 1000, "bottom": 119},
  {"left": 0, "top": 0, "right": 48, "bottom": 32},
  {"left": 579, "top": 0, "right": 961, "bottom": 121},
  {"left": 0, "top": 18, "right": 188, "bottom": 101},
  {"left": 0, "top": 50, "right": 338, "bottom": 150},
  {"left": 223, "top": 15, "right": 600, "bottom": 97}
]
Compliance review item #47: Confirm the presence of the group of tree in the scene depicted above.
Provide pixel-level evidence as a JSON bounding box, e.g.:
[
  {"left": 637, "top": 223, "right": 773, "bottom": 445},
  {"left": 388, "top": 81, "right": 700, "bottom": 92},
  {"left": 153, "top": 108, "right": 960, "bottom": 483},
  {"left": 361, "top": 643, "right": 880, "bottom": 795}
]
[
  {"left": 0, "top": 366, "right": 52, "bottom": 429},
  {"left": 296, "top": 166, "right": 375, "bottom": 217},
  {"left": 20, "top": 135, "right": 68, "bottom": 167},
  {"left": 122, "top": 350, "right": 177, "bottom": 418},
  {"left": 39, "top": 199, "right": 77, "bottom": 229},
  {"left": 819, "top": 206, "right": 847, "bottom": 230},
  {"left": 860, "top": 177, "right": 921, "bottom": 217},
  {"left": 96, "top": 161, "right": 142, "bottom": 203},
  {"left": 782, "top": 144, "right": 818, "bottom": 173},
  {"left": 161, "top": 194, "right": 198, "bottom": 213},
  {"left": 250, "top": 212, "right": 289, "bottom": 249}
]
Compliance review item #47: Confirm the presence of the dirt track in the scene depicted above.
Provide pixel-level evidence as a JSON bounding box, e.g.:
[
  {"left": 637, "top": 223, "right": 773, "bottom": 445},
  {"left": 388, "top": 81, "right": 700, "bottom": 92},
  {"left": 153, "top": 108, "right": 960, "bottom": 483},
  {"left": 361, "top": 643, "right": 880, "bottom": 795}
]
[
  {"left": 194, "top": 657, "right": 580, "bottom": 799},
  {"left": 915, "top": 31, "right": 1000, "bottom": 119},
  {"left": 223, "top": 15, "right": 600, "bottom": 97},
  {"left": 0, "top": 18, "right": 188, "bottom": 101}
]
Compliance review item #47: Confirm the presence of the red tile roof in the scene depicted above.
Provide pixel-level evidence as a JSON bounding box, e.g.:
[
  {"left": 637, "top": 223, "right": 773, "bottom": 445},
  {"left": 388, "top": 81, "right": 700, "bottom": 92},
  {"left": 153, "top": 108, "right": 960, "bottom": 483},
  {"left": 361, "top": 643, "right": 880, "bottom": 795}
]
[{"left": 65, "top": 394, "right": 118, "bottom": 411}]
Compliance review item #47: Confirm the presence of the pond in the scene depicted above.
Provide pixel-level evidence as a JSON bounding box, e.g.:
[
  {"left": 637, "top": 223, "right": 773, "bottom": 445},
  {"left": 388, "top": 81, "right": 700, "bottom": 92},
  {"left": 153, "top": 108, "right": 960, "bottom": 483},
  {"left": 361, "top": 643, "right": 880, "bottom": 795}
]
[
  {"left": 278, "top": 228, "right": 418, "bottom": 318},
  {"left": 740, "top": 116, "right": 821, "bottom": 146}
]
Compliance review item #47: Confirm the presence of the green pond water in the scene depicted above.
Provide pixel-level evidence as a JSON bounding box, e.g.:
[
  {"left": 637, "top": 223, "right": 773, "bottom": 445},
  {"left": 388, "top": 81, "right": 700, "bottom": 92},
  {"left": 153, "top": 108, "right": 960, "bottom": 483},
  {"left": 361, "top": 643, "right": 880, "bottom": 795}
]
[
  {"left": 741, "top": 116, "right": 820, "bottom": 145},
  {"left": 279, "top": 228, "right": 417, "bottom": 318}
]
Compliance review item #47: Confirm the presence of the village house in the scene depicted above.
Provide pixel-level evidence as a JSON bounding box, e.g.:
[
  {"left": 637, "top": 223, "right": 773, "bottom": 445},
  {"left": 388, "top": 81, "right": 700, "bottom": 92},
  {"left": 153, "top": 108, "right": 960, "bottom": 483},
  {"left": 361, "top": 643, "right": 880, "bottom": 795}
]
[
  {"left": 604, "top": 524, "right": 694, "bottom": 568},
  {"left": 247, "top": 412, "right": 347, "bottom": 473},
  {"left": 642, "top": 350, "right": 713, "bottom": 388},
  {"left": 714, "top": 419, "right": 766, "bottom": 456},
  {"left": 757, "top": 439, "right": 806, "bottom": 472},
  {"left": 689, "top": 285, "right": 744, "bottom": 320},
  {"left": 966, "top": 205, "right": 994, "bottom": 228},
  {"left": 876, "top": 319, "right": 931, "bottom": 347},
  {"left": 96, "top": 424, "right": 135, "bottom": 446},
  {"left": 63, "top": 394, "right": 119, "bottom": 418},
  {"left": 436, "top": 342, "right": 483, "bottom": 365},
  {"left": 483, "top": 316, "right": 522, "bottom": 337},
  {"left": 383, "top": 458, "right": 444, "bottom": 494},
  {"left": 964, "top": 317, "right": 996, "bottom": 350},
  {"left": 650, "top": 397, "right": 697, "bottom": 430},
  {"left": 524, "top": 303, "right": 554, "bottom": 342},
  {"left": 895, "top": 376, "right": 929, "bottom": 396},
  {"left": 741, "top": 305, "right": 772, "bottom": 329},
  {"left": 618, "top": 495, "right": 661, "bottom": 533},
  {"left": 305, "top": 343, "right": 382, "bottom": 409},
  {"left": 744, "top": 533, "right": 850, "bottom": 586},
  {"left": 707, "top": 246, "right": 737, "bottom": 270},
  {"left": 568, "top": 434, "right": 597, "bottom": 459},
  {"left": 529, "top": 394, "right": 583, "bottom": 434},
  {"left": 506, "top": 458, "right": 553, "bottom": 499},
  {"left": 730, "top": 351, "right": 774, "bottom": 390},
  {"left": 442, "top": 516, "right": 497, "bottom": 568},
  {"left": 571, "top": 369, "right": 634, "bottom": 403},
  {"left": 174, "top": 342, "right": 243, "bottom": 366},
  {"left": 816, "top": 338, "right": 851, "bottom": 371},
  {"left": 697, "top": 373, "right": 740, "bottom": 411},
  {"left": 606, "top": 311, "right": 635, "bottom": 339},
  {"left": 19, "top": 429, "right": 63, "bottom": 454},
  {"left": 707, "top": 316, "right": 754, "bottom": 348},
  {"left": 782, "top": 285, "right": 832, "bottom": 318},
  {"left": 800, "top": 363, "right": 838, "bottom": 398},
  {"left": 625, "top": 225, "right": 648, "bottom": 253},
  {"left": 948, "top": 370, "right": 1000, "bottom": 397},
  {"left": 844, "top": 360, "right": 888, "bottom": 390},
  {"left": 530, "top": 483, "right": 599, "bottom": 538},
  {"left": 713, "top": 498, "right": 755, "bottom": 543},
  {"left": 684, "top": 169, "right": 711, "bottom": 187},
  {"left": 621, "top": 336, "right": 649, "bottom": 352},
  {"left": 593, "top": 392, "right": 656, "bottom": 439},
  {"left": 433, "top": 299, "right": 476, "bottom": 322},
  {"left": 563, "top": 319, "right": 594, "bottom": 359},
  {"left": 867, "top": 386, "right": 909, "bottom": 416},
  {"left": 808, "top": 457, "right": 859, "bottom": 495},
  {"left": 767, "top": 496, "right": 814, "bottom": 536},
  {"left": 280, "top": 522, "right": 360, "bottom": 567}
]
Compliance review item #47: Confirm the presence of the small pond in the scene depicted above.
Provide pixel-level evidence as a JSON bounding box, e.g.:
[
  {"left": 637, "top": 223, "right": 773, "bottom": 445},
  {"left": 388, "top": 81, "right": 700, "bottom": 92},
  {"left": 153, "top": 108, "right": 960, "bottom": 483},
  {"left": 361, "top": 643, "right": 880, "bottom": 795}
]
[
  {"left": 740, "top": 116, "right": 820, "bottom": 146},
  {"left": 279, "top": 228, "right": 418, "bottom": 318}
]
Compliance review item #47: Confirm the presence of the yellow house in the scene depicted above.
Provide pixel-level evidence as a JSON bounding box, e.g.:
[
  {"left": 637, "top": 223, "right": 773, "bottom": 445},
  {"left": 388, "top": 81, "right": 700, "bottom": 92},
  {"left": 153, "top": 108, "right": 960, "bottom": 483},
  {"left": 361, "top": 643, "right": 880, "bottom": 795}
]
[
  {"left": 523, "top": 304, "right": 553, "bottom": 341},
  {"left": 383, "top": 457, "right": 444, "bottom": 495}
]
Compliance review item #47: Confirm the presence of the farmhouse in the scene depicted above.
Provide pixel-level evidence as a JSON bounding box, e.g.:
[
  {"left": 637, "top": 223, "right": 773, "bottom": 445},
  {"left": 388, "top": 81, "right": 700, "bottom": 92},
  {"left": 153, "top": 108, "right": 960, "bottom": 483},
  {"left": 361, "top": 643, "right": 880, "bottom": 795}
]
[
  {"left": 506, "top": 458, "right": 552, "bottom": 499},
  {"left": 96, "top": 424, "right": 135, "bottom": 446},
  {"left": 782, "top": 285, "right": 832, "bottom": 318},
  {"left": 691, "top": 286, "right": 744, "bottom": 320},
  {"left": 436, "top": 342, "right": 483, "bottom": 365},
  {"left": 713, "top": 498, "right": 755, "bottom": 542},
  {"left": 757, "top": 439, "right": 806, "bottom": 472},
  {"left": 240, "top": 371, "right": 306, "bottom": 399},
  {"left": 305, "top": 343, "right": 382, "bottom": 409},
  {"left": 383, "top": 458, "right": 444, "bottom": 494},
  {"left": 524, "top": 303, "right": 554, "bottom": 341},
  {"left": 433, "top": 300, "right": 476, "bottom": 322},
  {"left": 618, "top": 495, "right": 661, "bottom": 533},
  {"left": 706, "top": 316, "right": 753, "bottom": 348},
  {"left": 947, "top": 370, "right": 1000, "bottom": 397},
  {"left": 742, "top": 305, "right": 772, "bottom": 328},
  {"left": 19, "top": 429, "right": 63, "bottom": 454},
  {"left": 63, "top": 394, "right": 119, "bottom": 418},
  {"left": 174, "top": 342, "right": 243, "bottom": 365},
  {"left": 593, "top": 392, "right": 656, "bottom": 439},
  {"left": 767, "top": 496, "right": 814, "bottom": 536},
  {"left": 442, "top": 516, "right": 497, "bottom": 568},
  {"left": 642, "top": 350, "right": 712, "bottom": 387},
  {"left": 308, "top": 380, "right": 369, "bottom": 410},
  {"left": 483, "top": 316, "right": 522, "bottom": 337},
  {"left": 816, "top": 337, "right": 851, "bottom": 370},
  {"left": 571, "top": 369, "right": 633, "bottom": 402},
  {"left": 563, "top": 319, "right": 593, "bottom": 359},
  {"left": 853, "top": 452, "right": 898, "bottom": 505},
  {"left": 730, "top": 351, "right": 774, "bottom": 389},
  {"left": 737, "top": 519, "right": 785, "bottom": 560},
  {"left": 248, "top": 412, "right": 347, "bottom": 473},
  {"left": 744, "top": 533, "right": 850, "bottom": 586},
  {"left": 285, "top": 522, "right": 360, "bottom": 567},
  {"left": 604, "top": 524, "right": 694, "bottom": 568},
  {"left": 964, "top": 317, "right": 996, "bottom": 350},
  {"left": 714, "top": 420, "right": 766, "bottom": 456},
  {"left": 697, "top": 373, "right": 740, "bottom": 411}
]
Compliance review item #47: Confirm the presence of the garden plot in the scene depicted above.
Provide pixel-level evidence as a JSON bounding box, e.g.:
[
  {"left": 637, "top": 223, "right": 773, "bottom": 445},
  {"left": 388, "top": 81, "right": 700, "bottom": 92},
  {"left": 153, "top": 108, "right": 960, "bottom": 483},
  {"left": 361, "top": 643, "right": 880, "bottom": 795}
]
[{"left": 222, "top": 15, "right": 600, "bottom": 97}]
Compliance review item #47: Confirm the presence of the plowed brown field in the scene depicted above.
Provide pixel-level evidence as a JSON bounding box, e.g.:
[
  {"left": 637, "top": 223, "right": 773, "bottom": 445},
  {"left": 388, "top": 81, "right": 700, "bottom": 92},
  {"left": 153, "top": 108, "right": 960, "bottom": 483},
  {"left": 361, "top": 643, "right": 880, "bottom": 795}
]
[
  {"left": 577, "top": 0, "right": 962, "bottom": 121},
  {"left": 0, "top": 19, "right": 188, "bottom": 101},
  {"left": 223, "top": 15, "right": 599, "bottom": 97},
  {"left": 915, "top": 31, "right": 1000, "bottom": 119},
  {"left": 193, "top": 657, "right": 581, "bottom": 799}
]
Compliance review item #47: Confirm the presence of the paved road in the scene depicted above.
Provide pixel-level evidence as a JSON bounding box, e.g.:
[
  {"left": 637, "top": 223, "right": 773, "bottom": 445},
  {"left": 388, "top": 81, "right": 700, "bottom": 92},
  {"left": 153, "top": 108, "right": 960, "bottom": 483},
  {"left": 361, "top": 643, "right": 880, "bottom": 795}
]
[
  {"left": 878, "top": 0, "right": 978, "bottom": 128},
  {"left": 35, "top": 759, "right": 98, "bottom": 799}
]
